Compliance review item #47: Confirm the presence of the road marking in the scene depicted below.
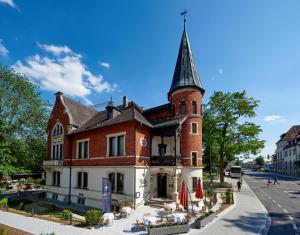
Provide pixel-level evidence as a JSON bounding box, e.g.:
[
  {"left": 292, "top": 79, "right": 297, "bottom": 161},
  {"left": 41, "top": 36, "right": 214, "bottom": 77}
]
[
  {"left": 289, "top": 216, "right": 294, "bottom": 220},
  {"left": 277, "top": 204, "right": 282, "bottom": 208},
  {"left": 283, "top": 209, "right": 288, "bottom": 213},
  {"left": 272, "top": 200, "right": 276, "bottom": 203},
  {"left": 292, "top": 224, "right": 297, "bottom": 230}
]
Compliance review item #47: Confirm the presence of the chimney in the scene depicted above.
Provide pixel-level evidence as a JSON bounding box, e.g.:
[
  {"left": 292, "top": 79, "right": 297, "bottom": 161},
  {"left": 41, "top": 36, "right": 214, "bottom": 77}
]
[{"left": 123, "top": 96, "right": 128, "bottom": 108}]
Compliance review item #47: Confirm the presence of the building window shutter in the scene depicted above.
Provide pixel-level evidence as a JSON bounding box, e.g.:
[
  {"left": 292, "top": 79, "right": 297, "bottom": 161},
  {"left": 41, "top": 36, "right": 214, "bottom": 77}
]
[
  {"left": 117, "top": 135, "right": 125, "bottom": 156},
  {"left": 77, "top": 172, "right": 82, "bottom": 188}
]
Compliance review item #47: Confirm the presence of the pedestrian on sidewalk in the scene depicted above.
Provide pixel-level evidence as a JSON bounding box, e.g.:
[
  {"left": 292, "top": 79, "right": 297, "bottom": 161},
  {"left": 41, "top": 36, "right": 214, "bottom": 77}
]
[
  {"left": 267, "top": 178, "right": 272, "bottom": 187},
  {"left": 273, "top": 175, "right": 280, "bottom": 185},
  {"left": 237, "top": 180, "right": 242, "bottom": 192}
]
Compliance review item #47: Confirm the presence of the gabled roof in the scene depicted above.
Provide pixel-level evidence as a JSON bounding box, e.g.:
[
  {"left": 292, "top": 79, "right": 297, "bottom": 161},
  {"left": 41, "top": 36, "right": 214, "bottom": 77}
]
[
  {"left": 168, "top": 21, "right": 204, "bottom": 97},
  {"left": 62, "top": 97, "right": 98, "bottom": 127}
]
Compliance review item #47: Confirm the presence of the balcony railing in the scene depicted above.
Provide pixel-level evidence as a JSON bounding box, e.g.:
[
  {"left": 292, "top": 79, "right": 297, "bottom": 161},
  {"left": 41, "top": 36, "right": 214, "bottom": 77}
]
[
  {"left": 150, "top": 155, "right": 177, "bottom": 166},
  {"left": 43, "top": 159, "right": 64, "bottom": 166}
]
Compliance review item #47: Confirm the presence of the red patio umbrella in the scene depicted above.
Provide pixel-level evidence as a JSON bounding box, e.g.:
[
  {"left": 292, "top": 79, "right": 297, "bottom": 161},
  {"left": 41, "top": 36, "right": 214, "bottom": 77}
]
[
  {"left": 195, "top": 178, "right": 203, "bottom": 199},
  {"left": 180, "top": 180, "right": 188, "bottom": 207}
]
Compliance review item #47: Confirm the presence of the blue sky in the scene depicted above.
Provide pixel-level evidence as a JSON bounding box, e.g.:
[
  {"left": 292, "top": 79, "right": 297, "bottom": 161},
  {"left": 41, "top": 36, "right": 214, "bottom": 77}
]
[{"left": 1, "top": 0, "right": 300, "bottom": 159}]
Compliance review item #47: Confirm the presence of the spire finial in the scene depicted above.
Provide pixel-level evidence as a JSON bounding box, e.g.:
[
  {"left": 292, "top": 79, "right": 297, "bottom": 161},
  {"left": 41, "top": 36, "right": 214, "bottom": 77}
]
[{"left": 181, "top": 10, "right": 188, "bottom": 31}]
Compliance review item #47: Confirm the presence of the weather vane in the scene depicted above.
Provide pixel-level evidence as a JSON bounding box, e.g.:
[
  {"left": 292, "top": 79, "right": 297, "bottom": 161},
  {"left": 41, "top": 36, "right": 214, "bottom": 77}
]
[{"left": 181, "top": 9, "right": 188, "bottom": 28}]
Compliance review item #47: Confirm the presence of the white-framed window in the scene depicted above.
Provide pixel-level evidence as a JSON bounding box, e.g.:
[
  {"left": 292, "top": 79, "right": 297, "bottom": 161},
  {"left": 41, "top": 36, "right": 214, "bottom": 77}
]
[
  {"left": 108, "top": 172, "right": 124, "bottom": 193},
  {"left": 191, "top": 151, "right": 198, "bottom": 166},
  {"left": 52, "top": 171, "right": 61, "bottom": 186},
  {"left": 51, "top": 123, "right": 64, "bottom": 160},
  {"left": 107, "top": 133, "right": 125, "bottom": 157},
  {"left": 191, "top": 122, "right": 198, "bottom": 135},
  {"left": 77, "top": 171, "right": 88, "bottom": 189},
  {"left": 77, "top": 139, "right": 89, "bottom": 159}
]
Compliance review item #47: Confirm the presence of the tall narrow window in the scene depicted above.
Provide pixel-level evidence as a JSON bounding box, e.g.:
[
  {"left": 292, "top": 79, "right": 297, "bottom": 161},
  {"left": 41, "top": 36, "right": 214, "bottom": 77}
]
[
  {"left": 117, "top": 173, "right": 124, "bottom": 193},
  {"left": 192, "top": 152, "right": 197, "bottom": 166},
  {"left": 77, "top": 140, "right": 89, "bottom": 159},
  {"left": 59, "top": 144, "right": 63, "bottom": 159},
  {"left": 192, "top": 101, "right": 197, "bottom": 114},
  {"left": 117, "top": 135, "right": 125, "bottom": 156},
  {"left": 77, "top": 172, "right": 82, "bottom": 188},
  {"left": 191, "top": 123, "right": 198, "bottom": 134},
  {"left": 180, "top": 101, "right": 186, "bottom": 115},
  {"left": 52, "top": 172, "right": 56, "bottom": 186},
  {"left": 52, "top": 172, "right": 60, "bottom": 186},
  {"left": 192, "top": 177, "right": 198, "bottom": 192},
  {"left": 83, "top": 172, "right": 88, "bottom": 189},
  {"left": 109, "top": 137, "right": 116, "bottom": 156}
]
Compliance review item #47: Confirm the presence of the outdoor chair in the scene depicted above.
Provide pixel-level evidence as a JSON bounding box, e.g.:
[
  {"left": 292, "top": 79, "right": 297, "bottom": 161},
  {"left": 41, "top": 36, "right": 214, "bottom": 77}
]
[
  {"left": 143, "top": 212, "right": 151, "bottom": 217},
  {"left": 135, "top": 219, "right": 146, "bottom": 232},
  {"left": 98, "top": 217, "right": 108, "bottom": 229},
  {"left": 120, "top": 211, "right": 127, "bottom": 218},
  {"left": 113, "top": 212, "right": 121, "bottom": 220}
]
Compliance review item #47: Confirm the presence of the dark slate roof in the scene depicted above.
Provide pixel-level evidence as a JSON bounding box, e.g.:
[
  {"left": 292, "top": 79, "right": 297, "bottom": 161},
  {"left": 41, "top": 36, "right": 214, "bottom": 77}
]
[
  {"left": 152, "top": 116, "right": 187, "bottom": 129},
  {"left": 71, "top": 103, "right": 153, "bottom": 133},
  {"left": 62, "top": 97, "right": 98, "bottom": 127},
  {"left": 143, "top": 103, "right": 170, "bottom": 113},
  {"left": 168, "top": 24, "right": 204, "bottom": 97}
]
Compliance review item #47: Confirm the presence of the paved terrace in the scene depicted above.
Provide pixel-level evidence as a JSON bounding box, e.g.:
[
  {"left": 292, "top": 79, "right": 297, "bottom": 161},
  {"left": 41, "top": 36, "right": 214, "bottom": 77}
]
[{"left": 0, "top": 178, "right": 269, "bottom": 235}]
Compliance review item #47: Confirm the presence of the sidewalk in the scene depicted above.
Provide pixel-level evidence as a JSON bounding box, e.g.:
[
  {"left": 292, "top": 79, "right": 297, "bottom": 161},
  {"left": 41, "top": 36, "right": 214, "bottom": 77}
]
[{"left": 191, "top": 178, "right": 269, "bottom": 235}]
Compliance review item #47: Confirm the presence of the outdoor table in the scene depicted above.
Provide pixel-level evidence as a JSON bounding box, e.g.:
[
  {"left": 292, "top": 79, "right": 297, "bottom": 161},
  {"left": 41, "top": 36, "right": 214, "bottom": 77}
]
[
  {"left": 102, "top": 212, "right": 114, "bottom": 226},
  {"left": 167, "top": 202, "right": 176, "bottom": 211},
  {"left": 121, "top": 206, "right": 133, "bottom": 214},
  {"left": 168, "top": 213, "right": 186, "bottom": 223},
  {"left": 143, "top": 216, "right": 158, "bottom": 225},
  {"left": 189, "top": 206, "right": 201, "bottom": 213}
]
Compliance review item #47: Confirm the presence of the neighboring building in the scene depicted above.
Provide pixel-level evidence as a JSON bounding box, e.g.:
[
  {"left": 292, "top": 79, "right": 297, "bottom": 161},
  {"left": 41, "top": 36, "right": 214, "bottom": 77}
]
[
  {"left": 273, "top": 125, "right": 300, "bottom": 176},
  {"left": 43, "top": 19, "right": 205, "bottom": 210}
]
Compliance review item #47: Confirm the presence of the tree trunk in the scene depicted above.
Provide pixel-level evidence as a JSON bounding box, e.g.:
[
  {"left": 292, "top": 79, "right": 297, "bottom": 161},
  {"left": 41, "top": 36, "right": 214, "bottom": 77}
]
[{"left": 219, "top": 152, "right": 224, "bottom": 183}]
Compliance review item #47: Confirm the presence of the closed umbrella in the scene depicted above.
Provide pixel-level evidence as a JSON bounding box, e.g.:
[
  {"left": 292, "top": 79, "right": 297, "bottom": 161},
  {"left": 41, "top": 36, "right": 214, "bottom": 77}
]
[
  {"left": 180, "top": 180, "right": 188, "bottom": 207},
  {"left": 195, "top": 178, "right": 203, "bottom": 199}
]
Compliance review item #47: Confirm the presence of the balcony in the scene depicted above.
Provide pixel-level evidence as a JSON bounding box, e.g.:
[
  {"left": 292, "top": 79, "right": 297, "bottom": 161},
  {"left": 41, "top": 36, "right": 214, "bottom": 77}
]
[
  {"left": 150, "top": 155, "right": 177, "bottom": 166},
  {"left": 43, "top": 159, "right": 64, "bottom": 167}
]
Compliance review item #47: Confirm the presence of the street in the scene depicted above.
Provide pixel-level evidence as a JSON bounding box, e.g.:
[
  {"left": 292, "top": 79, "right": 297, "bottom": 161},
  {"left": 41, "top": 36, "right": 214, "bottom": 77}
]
[{"left": 244, "top": 172, "right": 300, "bottom": 235}]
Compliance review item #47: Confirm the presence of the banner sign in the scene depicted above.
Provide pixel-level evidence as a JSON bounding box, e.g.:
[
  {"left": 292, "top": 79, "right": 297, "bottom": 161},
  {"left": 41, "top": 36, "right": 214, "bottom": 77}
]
[{"left": 102, "top": 177, "right": 112, "bottom": 212}]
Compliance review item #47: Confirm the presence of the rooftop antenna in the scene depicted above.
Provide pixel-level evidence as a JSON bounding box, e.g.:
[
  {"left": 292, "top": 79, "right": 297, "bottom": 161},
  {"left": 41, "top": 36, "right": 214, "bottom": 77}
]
[
  {"left": 91, "top": 96, "right": 114, "bottom": 109},
  {"left": 181, "top": 9, "right": 188, "bottom": 30}
]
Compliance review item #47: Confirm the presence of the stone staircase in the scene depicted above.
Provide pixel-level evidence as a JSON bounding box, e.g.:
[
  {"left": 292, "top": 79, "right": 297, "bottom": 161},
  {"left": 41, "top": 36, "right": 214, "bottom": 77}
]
[{"left": 146, "top": 198, "right": 174, "bottom": 208}]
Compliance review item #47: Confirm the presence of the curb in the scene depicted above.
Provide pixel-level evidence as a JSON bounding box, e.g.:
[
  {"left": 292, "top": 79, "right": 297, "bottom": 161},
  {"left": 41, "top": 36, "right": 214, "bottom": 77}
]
[{"left": 243, "top": 179, "right": 271, "bottom": 235}]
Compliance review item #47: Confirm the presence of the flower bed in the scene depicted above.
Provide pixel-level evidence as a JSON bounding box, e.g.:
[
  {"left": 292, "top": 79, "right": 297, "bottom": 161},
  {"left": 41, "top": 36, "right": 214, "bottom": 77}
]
[{"left": 147, "top": 222, "right": 190, "bottom": 235}]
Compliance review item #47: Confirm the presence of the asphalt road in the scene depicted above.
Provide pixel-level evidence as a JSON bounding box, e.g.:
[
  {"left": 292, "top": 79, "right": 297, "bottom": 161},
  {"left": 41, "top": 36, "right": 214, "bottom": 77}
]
[{"left": 244, "top": 172, "right": 300, "bottom": 235}]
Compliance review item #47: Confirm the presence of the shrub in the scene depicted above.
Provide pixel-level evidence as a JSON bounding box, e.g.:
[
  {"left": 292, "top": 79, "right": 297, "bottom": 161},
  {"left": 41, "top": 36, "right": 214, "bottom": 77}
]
[
  {"left": 35, "top": 178, "right": 46, "bottom": 185},
  {"left": 17, "top": 202, "right": 25, "bottom": 210},
  {"left": 85, "top": 209, "right": 101, "bottom": 226},
  {"left": 0, "top": 225, "right": 8, "bottom": 235},
  {"left": 225, "top": 188, "right": 233, "bottom": 204},
  {"left": 47, "top": 204, "right": 58, "bottom": 213},
  {"left": 0, "top": 198, "right": 8, "bottom": 209},
  {"left": 61, "top": 209, "right": 72, "bottom": 220},
  {"left": 8, "top": 198, "right": 32, "bottom": 208}
]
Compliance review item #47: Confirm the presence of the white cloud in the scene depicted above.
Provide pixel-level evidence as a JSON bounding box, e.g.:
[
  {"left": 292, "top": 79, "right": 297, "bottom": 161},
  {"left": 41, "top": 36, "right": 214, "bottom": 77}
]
[
  {"left": 218, "top": 67, "right": 223, "bottom": 75},
  {"left": 98, "top": 61, "right": 110, "bottom": 69},
  {"left": 12, "top": 44, "right": 116, "bottom": 104},
  {"left": 0, "top": 0, "right": 16, "bottom": 8},
  {"left": 37, "top": 43, "right": 73, "bottom": 56},
  {"left": 263, "top": 115, "right": 285, "bottom": 122},
  {"left": 0, "top": 39, "right": 9, "bottom": 56}
]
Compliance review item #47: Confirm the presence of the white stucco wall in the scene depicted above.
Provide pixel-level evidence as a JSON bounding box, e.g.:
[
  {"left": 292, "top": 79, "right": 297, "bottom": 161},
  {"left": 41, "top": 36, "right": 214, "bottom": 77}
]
[{"left": 181, "top": 167, "right": 203, "bottom": 202}]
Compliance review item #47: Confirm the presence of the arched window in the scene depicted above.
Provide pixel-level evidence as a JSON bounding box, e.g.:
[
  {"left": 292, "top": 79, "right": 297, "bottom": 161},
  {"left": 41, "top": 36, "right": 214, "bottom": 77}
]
[
  {"left": 179, "top": 101, "right": 186, "bottom": 115},
  {"left": 192, "top": 101, "right": 197, "bottom": 114},
  {"left": 51, "top": 123, "right": 64, "bottom": 160},
  {"left": 52, "top": 123, "right": 63, "bottom": 137}
]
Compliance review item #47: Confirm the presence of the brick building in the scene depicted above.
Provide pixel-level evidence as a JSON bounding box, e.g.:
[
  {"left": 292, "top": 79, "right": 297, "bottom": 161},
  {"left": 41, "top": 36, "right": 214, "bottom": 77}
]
[{"left": 44, "top": 19, "right": 205, "bottom": 210}]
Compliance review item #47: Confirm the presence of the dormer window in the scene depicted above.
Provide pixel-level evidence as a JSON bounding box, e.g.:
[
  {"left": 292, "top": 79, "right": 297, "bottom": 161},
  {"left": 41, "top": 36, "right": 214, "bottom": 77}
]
[{"left": 180, "top": 101, "right": 186, "bottom": 115}]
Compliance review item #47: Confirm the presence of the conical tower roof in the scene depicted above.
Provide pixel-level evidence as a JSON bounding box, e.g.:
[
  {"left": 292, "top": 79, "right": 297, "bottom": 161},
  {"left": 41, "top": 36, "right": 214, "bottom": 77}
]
[{"left": 168, "top": 19, "right": 205, "bottom": 98}]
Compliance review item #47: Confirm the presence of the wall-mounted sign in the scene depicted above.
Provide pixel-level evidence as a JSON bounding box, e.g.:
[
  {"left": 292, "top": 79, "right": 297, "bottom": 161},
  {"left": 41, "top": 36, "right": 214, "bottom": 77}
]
[{"left": 140, "top": 137, "right": 147, "bottom": 147}]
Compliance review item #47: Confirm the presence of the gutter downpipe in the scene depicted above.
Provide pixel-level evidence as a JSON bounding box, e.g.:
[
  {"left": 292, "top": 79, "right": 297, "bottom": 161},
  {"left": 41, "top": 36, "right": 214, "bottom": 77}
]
[{"left": 68, "top": 136, "right": 72, "bottom": 205}]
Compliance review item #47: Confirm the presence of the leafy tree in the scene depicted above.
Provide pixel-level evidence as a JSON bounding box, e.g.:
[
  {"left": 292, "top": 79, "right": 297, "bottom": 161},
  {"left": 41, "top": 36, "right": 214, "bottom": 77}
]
[
  {"left": 255, "top": 156, "right": 265, "bottom": 170},
  {"left": 203, "top": 91, "right": 265, "bottom": 183},
  {"left": 0, "top": 64, "right": 49, "bottom": 175}
]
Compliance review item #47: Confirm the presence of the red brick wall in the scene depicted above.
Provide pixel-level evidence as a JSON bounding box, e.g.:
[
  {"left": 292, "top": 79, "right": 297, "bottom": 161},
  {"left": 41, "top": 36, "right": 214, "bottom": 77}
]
[
  {"left": 170, "top": 88, "right": 203, "bottom": 167},
  {"left": 47, "top": 94, "right": 72, "bottom": 161},
  {"left": 135, "top": 124, "right": 151, "bottom": 166}
]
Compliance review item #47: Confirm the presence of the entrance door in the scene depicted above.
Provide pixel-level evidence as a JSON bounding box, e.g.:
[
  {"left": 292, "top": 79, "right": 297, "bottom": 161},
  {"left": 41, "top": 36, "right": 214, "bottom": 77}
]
[{"left": 157, "top": 173, "right": 167, "bottom": 198}]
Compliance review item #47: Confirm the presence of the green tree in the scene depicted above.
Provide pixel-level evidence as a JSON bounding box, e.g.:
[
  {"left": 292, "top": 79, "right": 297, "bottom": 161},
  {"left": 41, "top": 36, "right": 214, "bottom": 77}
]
[
  {"left": 0, "top": 64, "right": 49, "bottom": 174},
  {"left": 203, "top": 91, "right": 265, "bottom": 183},
  {"left": 255, "top": 156, "right": 265, "bottom": 170}
]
